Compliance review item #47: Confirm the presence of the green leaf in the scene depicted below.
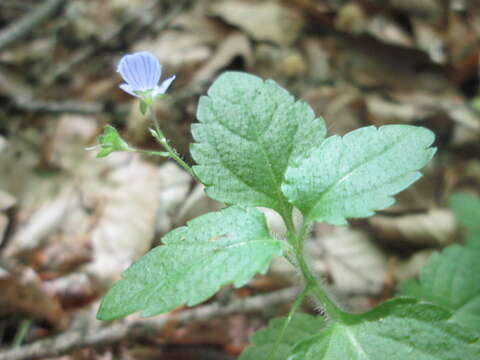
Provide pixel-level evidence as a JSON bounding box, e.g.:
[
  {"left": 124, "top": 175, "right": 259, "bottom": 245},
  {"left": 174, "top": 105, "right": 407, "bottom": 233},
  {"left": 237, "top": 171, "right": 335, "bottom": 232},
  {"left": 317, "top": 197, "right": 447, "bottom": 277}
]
[
  {"left": 97, "top": 206, "right": 282, "bottom": 320},
  {"left": 292, "top": 298, "right": 480, "bottom": 360},
  {"left": 449, "top": 193, "right": 480, "bottom": 246},
  {"left": 191, "top": 72, "right": 326, "bottom": 213},
  {"left": 399, "top": 245, "right": 480, "bottom": 332},
  {"left": 239, "top": 314, "right": 325, "bottom": 360},
  {"left": 96, "top": 125, "right": 130, "bottom": 158},
  {"left": 282, "top": 125, "right": 436, "bottom": 225}
]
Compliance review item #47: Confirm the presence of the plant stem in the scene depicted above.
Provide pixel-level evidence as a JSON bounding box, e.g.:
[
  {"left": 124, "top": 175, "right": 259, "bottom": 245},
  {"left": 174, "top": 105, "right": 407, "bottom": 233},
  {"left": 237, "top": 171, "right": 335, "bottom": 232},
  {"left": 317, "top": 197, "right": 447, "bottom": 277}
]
[
  {"left": 266, "top": 284, "right": 311, "bottom": 360},
  {"left": 12, "top": 319, "right": 32, "bottom": 347},
  {"left": 295, "top": 250, "right": 347, "bottom": 321},
  {"left": 148, "top": 104, "right": 199, "bottom": 181},
  {"left": 283, "top": 213, "right": 348, "bottom": 322},
  {"left": 129, "top": 148, "right": 170, "bottom": 157}
]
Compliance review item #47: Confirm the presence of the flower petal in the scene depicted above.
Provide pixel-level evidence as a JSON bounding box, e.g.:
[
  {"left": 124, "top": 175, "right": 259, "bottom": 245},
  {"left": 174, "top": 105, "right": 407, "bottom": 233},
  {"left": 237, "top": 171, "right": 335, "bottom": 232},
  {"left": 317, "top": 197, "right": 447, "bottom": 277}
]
[
  {"left": 136, "top": 52, "right": 161, "bottom": 89},
  {"left": 117, "top": 52, "right": 161, "bottom": 91},
  {"left": 119, "top": 83, "right": 139, "bottom": 97},
  {"left": 154, "top": 75, "right": 176, "bottom": 96}
]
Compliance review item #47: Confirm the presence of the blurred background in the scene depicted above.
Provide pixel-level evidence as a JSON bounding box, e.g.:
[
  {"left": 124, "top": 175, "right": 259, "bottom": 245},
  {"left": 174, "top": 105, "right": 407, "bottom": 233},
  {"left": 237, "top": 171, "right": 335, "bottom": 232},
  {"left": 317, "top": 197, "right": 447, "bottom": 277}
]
[{"left": 0, "top": 0, "right": 479, "bottom": 359}]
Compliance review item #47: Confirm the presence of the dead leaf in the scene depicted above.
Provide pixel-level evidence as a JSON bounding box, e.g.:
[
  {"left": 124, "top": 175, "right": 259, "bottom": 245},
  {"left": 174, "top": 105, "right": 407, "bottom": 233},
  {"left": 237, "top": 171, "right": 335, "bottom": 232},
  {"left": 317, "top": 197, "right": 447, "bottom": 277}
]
[
  {"left": 315, "top": 227, "right": 387, "bottom": 294},
  {"left": 5, "top": 188, "right": 76, "bottom": 258},
  {"left": 156, "top": 162, "right": 192, "bottom": 235},
  {"left": 0, "top": 267, "right": 65, "bottom": 328},
  {"left": 210, "top": 1, "right": 304, "bottom": 46},
  {"left": 0, "top": 189, "right": 16, "bottom": 211},
  {"left": 303, "top": 85, "right": 363, "bottom": 135},
  {"left": 193, "top": 32, "right": 253, "bottom": 83},
  {"left": 174, "top": 183, "right": 222, "bottom": 230},
  {"left": 132, "top": 3, "right": 228, "bottom": 74},
  {"left": 0, "top": 214, "right": 8, "bottom": 247},
  {"left": 302, "top": 37, "right": 331, "bottom": 81},
  {"left": 335, "top": 2, "right": 367, "bottom": 35},
  {"left": 367, "top": 15, "right": 413, "bottom": 47},
  {"left": 369, "top": 209, "right": 456, "bottom": 247},
  {"left": 84, "top": 154, "right": 162, "bottom": 287},
  {"left": 411, "top": 19, "right": 446, "bottom": 64},
  {"left": 393, "top": 249, "right": 432, "bottom": 284}
]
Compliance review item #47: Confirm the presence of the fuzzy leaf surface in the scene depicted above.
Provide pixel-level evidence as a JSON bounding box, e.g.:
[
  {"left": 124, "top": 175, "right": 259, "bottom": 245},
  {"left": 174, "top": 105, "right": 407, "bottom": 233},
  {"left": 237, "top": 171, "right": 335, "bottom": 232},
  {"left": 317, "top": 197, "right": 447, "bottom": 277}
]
[
  {"left": 191, "top": 72, "right": 326, "bottom": 212},
  {"left": 97, "top": 207, "right": 282, "bottom": 320},
  {"left": 400, "top": 245, "right": 480, "bottom": 332},
  {"left": 292, "top": 298, "right": 480, "bottom": 360},
  {"left": 239, "top": 314, "right": 325, "bottom": 360},
  {"left": 282, "top": 125, "right": 436, "bottom": 225}
]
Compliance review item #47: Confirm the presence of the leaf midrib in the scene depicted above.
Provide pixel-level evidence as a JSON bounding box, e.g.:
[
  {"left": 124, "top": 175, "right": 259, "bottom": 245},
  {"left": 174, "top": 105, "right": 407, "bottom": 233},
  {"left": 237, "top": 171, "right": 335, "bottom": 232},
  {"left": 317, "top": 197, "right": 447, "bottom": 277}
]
[
  {"left": 343, "top": 325, "right": 370, "bottom": 360},
  {"left": 213, "top": 94, "right": 300, "bottom": 213},
  {"left": 140, "top": 237, "right": 279, "bottom": 306}
]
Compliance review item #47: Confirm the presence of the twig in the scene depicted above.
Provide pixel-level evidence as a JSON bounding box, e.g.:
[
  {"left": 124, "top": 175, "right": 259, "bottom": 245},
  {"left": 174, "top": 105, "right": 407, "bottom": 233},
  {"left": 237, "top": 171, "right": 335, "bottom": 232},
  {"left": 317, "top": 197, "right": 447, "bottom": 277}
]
[
  {"left": 0, "top": 287, "right": 299, "bottom": 360},
  {"left": 0, "top": 0, "right": 65, "bottom": 51},
  {"left": 11, "top": 97, "right": 104, "bottom": 114}
]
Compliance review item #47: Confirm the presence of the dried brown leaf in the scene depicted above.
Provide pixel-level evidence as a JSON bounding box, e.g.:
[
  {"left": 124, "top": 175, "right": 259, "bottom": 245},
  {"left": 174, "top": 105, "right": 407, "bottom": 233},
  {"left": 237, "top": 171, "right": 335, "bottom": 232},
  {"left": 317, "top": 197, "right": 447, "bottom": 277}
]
[
  {"left": 369, "top": 209, "right": 456, "bottom": 247},
  {"left": 0, "top": 267, "right": 65, "bottom": 328},
  {"left": 210, "top": 1, "right": 304, "bottom": 46},
  {"left": 316, "top": 227, "right": 387, "bottom": 294}
]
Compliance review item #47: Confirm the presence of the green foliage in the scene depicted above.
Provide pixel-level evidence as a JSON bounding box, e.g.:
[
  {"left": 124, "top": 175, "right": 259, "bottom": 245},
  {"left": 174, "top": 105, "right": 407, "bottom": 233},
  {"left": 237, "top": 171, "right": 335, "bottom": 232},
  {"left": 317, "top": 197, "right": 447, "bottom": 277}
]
[
  {"left": 292, "top": 298, "right": 480, "bottom": 359},
  {"left": 400, "top": 245, "right": 480, "bottom": 332},
  {"left": 239, "top": 314, "right": 325, "bottom": 360},
  {"left": 449, "top": 193, "right": 480, "bottom": 245},
  {"left": 97, "top": 70, "right": 456, "bottom": 359},
  {"left": 282, "top": 125, "right": 436, "bottom": 225},
  {"left": 96, "top": 207, "right": 282, "bottom": 320},
  {"left": 96, "top": 125, "right": 130, "bottom": 158},
  {"left": 191, "top": 72, "right": 326, "bottom": 214}
]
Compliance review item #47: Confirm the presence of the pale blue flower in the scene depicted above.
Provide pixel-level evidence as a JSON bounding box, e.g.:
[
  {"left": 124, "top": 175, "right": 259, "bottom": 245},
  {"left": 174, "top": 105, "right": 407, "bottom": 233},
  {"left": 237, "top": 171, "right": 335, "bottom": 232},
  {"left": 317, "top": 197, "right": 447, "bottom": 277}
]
[{"left": 117, "top": 51, "right": 175, "bottom": 99}]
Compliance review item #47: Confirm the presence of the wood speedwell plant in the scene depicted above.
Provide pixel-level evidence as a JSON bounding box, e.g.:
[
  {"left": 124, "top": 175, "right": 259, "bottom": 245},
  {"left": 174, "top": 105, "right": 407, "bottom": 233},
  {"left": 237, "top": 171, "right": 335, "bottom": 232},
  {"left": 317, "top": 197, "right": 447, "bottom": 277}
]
[{"left": 94, "top": 51, "right": 480, "bottom": 359}]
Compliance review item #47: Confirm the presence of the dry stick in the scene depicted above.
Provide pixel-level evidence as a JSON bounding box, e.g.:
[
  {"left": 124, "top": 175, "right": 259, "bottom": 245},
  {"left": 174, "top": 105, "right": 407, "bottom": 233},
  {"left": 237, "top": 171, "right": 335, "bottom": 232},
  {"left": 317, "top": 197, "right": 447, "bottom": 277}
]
[
  {"left": 0, "top": 287, "right": 299, "bottom": 360},
  {"left": 12, "top": 98, "right": 104, "bottom": 114},
  {"left": 0, "top": 0, "right": 65, "bottom": 50}
]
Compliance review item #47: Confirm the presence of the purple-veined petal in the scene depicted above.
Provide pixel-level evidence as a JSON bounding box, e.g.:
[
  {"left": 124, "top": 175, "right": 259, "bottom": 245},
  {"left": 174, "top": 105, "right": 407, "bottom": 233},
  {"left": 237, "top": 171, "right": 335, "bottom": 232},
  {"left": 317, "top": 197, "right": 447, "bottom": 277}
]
[
  {"left": 137, "top": 52, "right": 161, "bottom": 89},
  {"left": 117, "top": 52, "right": 161, "bottom": 91},
  {"left": 154, "top": 75, "right": 176, "bottom": 96},
  {"left": 119, "top": 83, "right": 139, "bottom": 97}
]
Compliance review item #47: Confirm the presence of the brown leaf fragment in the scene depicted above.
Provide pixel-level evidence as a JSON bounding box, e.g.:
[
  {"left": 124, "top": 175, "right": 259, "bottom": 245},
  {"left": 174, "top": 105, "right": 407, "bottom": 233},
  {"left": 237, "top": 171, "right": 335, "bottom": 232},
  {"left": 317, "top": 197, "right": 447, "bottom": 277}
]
[
  {"left": 84, "top": 154, "right": 162, "bottom": 288},
  {"left": 389, "top": 0, "right": 443, "bottom": 17},
  {"left": 0, "top": 214, "right": 8, "bottom": 247},
  {"left": 43, "top": 273, "right": 99, "bottom": 310},
  {"left": 210, "top": 1, "right": 304, "bottom": 46},
  {"left": 155, "top": 162, "right": 192, "bottom": 235},
  {"left": 5, "top": 188, "right": 76, "bottom": 258},
  {"left": 393, "top": 250, "right": 433, "bottom": 284},
  {"left": 366, "top": 15, "right": 413, "bottom": 48},
  {"left": 317, "top": 227, "right": 387, "bottom": 294},
  {"left": 193, "top": 32, "right": 253, "bottom": 83},
  {"left": 0, "top": 189, "right": 16, "bottom": 211},
  {"left": 0, "top": 267, "right": 65, "bottom": 328},
  {"left": 335, "top": 2, "right": 367, "bottom": 35},
  {"left": 370, "top": 209, "right": 456, "bottom": 247}
]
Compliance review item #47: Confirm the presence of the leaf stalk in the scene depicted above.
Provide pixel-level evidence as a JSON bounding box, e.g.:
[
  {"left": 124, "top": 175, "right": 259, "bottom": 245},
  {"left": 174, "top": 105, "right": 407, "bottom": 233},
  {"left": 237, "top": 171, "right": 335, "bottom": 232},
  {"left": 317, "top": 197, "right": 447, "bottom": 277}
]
[{"left": 148, "top": 104, "right": 199, "bottom": 181}]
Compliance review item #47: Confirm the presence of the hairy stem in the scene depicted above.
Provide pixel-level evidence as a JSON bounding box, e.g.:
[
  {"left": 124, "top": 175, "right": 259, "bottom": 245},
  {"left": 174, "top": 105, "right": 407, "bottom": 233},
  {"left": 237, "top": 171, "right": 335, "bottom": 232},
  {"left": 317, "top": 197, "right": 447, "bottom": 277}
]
[
  {"left": 129, "top": 148, "right": 170, "bottom": 157},
  {"left": 148, "top": 105, "right": 199, "bottom": 181},
  {"left": 283, "top": 213, "right": 348, "bottom": 322}
]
